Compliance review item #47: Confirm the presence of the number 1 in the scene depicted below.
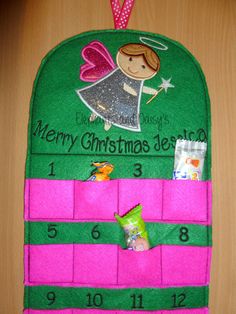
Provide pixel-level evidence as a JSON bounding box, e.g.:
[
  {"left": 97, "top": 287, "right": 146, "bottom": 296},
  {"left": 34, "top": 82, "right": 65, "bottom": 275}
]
[{"left": 48, "top": 162, "right": 55, "bottom": 176}]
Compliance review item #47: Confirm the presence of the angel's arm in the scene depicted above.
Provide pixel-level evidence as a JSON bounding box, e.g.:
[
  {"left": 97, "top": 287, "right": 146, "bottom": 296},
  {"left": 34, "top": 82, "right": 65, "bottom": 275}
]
[
  {"left": 123, "top": 83, "right": 138, "bottom": 96},
  {"left": 142, "top": 86, "right": 157, "bottom": 95}
]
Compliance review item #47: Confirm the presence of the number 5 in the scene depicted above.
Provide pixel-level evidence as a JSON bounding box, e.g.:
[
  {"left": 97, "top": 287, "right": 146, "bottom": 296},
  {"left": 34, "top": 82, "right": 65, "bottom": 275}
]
[{"left": 47, "top": 224, "right": 58, "bottom": 239}]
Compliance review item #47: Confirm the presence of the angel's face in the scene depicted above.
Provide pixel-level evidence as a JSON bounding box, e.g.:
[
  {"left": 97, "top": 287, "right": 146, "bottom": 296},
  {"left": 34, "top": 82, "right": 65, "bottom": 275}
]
[{"left": 117, "top": 52, "right": 156, "bottom": 80}]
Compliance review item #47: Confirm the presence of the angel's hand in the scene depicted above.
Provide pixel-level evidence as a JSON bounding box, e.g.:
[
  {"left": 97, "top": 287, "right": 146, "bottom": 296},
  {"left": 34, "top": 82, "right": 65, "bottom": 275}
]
[
  {"left": 142, "top": 86, "right": 158, "bottom": 95},
  {"left": 123, "top": 83, "right": 138, "bottom": 96}
]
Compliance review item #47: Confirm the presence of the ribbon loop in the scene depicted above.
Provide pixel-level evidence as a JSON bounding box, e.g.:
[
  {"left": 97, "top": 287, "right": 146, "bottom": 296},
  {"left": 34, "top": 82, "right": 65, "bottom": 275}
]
[{"left": 110, "top": 0, "right": 135, "bottom": 29}]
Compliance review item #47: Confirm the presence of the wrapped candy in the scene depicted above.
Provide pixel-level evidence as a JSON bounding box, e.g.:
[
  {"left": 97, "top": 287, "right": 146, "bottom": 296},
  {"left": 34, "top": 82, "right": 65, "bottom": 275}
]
[
  {"left": 173, "top": 140, "right": 207, "bottom": 181},
  {"left": 115, "top": 204, "right": 150, "bottom": 251}
]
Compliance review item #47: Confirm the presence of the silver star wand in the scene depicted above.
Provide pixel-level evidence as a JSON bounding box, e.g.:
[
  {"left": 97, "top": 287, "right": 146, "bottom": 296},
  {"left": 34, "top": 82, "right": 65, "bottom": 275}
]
[{"left": 146, "top": 78, "right": 175, "bottom": 104}]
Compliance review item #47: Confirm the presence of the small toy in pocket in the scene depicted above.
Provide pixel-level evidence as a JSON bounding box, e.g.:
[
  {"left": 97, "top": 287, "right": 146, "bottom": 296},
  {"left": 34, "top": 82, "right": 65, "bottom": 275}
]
[
  {"left": 115, "top": 204, "right": 150, "bottom": 251},
  {"left": 173, "top": 140, "right": 207, "bottom": 180},
  {"left": 87, "top": 161, "right": 114, "bottom": 181}
]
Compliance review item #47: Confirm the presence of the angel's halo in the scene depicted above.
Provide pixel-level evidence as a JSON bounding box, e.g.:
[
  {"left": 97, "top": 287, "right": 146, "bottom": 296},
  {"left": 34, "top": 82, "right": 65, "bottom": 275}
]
[{"left": 140, "top": 36, "right": 168, "bottom": 51}]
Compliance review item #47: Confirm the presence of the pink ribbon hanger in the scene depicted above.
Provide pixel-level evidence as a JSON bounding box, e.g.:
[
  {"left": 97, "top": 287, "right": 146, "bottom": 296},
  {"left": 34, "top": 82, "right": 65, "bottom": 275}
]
[{"left": 110, "top": 0, "right": 135, "bottom": 29}]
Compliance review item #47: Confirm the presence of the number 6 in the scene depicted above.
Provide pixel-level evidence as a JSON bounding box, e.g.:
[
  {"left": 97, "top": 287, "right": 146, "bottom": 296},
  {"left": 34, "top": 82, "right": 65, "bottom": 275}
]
[{"left": 91, "top": 225, "right": 100, "bottom": 240}]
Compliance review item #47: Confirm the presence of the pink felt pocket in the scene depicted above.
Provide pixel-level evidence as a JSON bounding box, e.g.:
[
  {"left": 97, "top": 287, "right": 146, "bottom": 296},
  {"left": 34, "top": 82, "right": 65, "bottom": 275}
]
[
  {"left": 25, "top": 179, "right": 211, "bottom": 224},
  {"left": 24, "top": 311, "right": 118, "bottom": 314},
  {"left": 119, "top": 179, "right": 163, "bottom": 220},
  {"left": 73, "top": 310, "right": 118, "bottom": 313},
  {"left": 162, "top": 246, "right": 211, "bottom": 285},
  {"left": 27, "top": 245, "right": 74, "bottom": 283},
  {"left": 74, "top": 180, "right": 118, "bottom": 221},
  {"left": 119, "top": 310, "right": 208, "bottom": 314},
  {"left": 25, "top": 179, "right": 74, "bottom": 219},
  {"left": 163, "top": 180, "right": 209, "bottom": 222},
  {"left": 74, "top": 244, "right": 118, "bottom": 284},
  {"left": 25, "top": 244, "right": 211, "bottom": 287},
  {"left": 24, "top": 309, "right": 208, "bottom": 314},
  {"left": 117, "top": 246, "right": 161, "bottom": 286},
  {"left": 162, "top": 309, "right": 208, "bottom": 314},
  {"left": 23, "top": 311, "right": 73, "bottom": 314}
]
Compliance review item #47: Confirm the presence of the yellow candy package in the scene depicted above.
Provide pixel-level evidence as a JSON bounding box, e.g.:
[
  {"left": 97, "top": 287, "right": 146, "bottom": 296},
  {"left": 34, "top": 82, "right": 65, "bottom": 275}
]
[{"left": 115, "top": 204, "right": 150, "bottom": 251}]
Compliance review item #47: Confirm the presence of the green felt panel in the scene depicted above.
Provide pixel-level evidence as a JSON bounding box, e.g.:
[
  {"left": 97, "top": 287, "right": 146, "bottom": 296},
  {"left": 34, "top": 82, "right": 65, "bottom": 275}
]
[
  {"left": 26, "top": 29, "right": 211, "bottom": 181},
  {"left": 28, "top": 153, "right": 175, "bottom": 180},
  {"left": 25, "top": 221, "right": 212, "bottom": 247},
  {"left": 24, "top": 285, "right": 208, "bottom": 310}
]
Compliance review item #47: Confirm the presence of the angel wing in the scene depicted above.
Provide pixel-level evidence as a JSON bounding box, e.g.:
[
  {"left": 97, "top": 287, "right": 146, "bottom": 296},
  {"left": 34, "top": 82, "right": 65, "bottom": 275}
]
[{"left": 80, "top": 40, "right": 116, "bottom": 82}]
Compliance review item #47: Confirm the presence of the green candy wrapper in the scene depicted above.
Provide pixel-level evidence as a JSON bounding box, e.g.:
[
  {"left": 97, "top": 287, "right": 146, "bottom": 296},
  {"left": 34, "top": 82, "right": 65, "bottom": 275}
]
[{"left": 115, "top": 204, "right": 150, "bottom": 251}]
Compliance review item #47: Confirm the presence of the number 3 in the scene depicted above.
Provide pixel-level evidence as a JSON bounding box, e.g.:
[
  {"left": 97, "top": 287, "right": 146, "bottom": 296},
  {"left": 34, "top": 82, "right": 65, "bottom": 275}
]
[{"left": 133, "top": 163, "right": 142, "bottom": 177}]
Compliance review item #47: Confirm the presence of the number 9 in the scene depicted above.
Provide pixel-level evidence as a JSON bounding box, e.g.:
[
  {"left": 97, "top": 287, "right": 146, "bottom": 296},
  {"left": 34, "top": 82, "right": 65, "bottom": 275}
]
[{"left": 47, "top": 291, "right": 56, "bottom": 305}]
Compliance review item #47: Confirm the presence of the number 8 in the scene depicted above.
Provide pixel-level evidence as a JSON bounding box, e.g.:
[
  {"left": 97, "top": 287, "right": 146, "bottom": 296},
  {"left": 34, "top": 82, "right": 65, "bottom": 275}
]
[{"left": 179, "top": 227, "right": 189, "bottom": 242}]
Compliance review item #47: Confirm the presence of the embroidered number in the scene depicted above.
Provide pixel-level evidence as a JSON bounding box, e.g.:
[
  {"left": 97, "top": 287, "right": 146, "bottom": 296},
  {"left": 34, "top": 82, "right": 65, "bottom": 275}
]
[
  {"left": 133, "top": 163, "right": 142, "bottom": 177},
  {"left": 130, "top": 294, "right": 144, "bottom": 309},
  {"left": 48, "top": 162, "right": 55, "bottom": 176},
  {"left": 86, "top": 293, "right": 103, "bottom": 307},
  {"left": 91, "top": 225, "right": 100, "bottom": 240},
  {"left": 47, "top": 291, "right": 56, "bottom": 305},
  {"left": 179, "top": 227, "right": 189, "bottom": 242},
  {"left": 172, "top": 293, "right": 186, "bottom": 308},
  {"left": 47, "top": 224, "right": 58, "bottom": 239}
]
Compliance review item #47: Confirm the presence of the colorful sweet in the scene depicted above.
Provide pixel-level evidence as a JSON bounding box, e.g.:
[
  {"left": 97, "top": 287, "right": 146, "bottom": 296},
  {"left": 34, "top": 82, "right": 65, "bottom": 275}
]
[
  {"left": 87, "top": 161, "right": 114, "bottom": 181},
  {"left": 115, "top": 204, "right": 150, "bottom": 251},
  {"left": 173, "top": 140, "right": 207, "bottom": 181}
]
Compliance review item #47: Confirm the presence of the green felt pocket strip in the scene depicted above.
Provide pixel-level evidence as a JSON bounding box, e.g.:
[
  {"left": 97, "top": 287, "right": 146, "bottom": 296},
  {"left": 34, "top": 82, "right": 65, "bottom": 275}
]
[
  {"left": 24, "top": 285, "right": 208, "bottom": 310},
  {"left": 25, "top": 221, "right": 212, "bottom": 247}
]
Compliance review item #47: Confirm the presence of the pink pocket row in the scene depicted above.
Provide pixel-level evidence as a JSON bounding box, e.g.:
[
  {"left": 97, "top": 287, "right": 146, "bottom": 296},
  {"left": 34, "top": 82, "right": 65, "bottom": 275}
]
[
  {"left": 23, "top": 308, "right": 209, "bottom": 313},
  {"left": 24, "top": 244, "right": 211, "bottom": 287},
  {"left": 24, "top": 179, "right": 212, "bottom": 224}
]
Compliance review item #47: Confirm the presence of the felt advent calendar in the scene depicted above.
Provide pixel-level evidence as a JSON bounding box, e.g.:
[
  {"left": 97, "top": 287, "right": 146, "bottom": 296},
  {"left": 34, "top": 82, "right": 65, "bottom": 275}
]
[{"left": 23, "top": 0, "right": 212, "bottom": 313}]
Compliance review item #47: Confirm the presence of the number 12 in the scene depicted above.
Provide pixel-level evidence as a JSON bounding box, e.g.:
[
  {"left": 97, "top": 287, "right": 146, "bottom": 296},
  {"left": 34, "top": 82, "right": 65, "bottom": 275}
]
[{"left": 172, "top": 293, "right": 186, "bottom": 308}]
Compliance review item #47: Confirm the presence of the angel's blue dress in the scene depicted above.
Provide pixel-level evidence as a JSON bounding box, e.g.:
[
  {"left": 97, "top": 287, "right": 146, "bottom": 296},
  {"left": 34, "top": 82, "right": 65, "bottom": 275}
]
[{"left": 77, "top": 68, "right": 144, "bottom": 131}]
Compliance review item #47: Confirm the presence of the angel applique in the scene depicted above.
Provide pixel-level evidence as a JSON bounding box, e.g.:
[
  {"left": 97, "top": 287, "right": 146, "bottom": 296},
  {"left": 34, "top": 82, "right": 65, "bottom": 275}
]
[{"left": 76, "top": 39, "right": 173, "bottom": 131}]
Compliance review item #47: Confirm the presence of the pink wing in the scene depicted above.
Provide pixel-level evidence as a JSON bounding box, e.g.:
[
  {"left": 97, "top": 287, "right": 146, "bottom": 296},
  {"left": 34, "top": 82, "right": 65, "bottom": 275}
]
[{"left": 80, "top": 40, "right": 116, "bottom": 82}]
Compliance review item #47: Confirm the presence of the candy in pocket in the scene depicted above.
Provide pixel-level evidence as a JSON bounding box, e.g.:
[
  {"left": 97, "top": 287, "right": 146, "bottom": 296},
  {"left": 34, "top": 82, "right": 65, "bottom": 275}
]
[
  {"left": 115, "top": 204, "right": 150, "bottom": 251},
  {"left": 87, "top": 161, "right": 114, "bottom": 181},
  {"left": 173, "top": 139, "right": 207, "bottom": 181}
]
